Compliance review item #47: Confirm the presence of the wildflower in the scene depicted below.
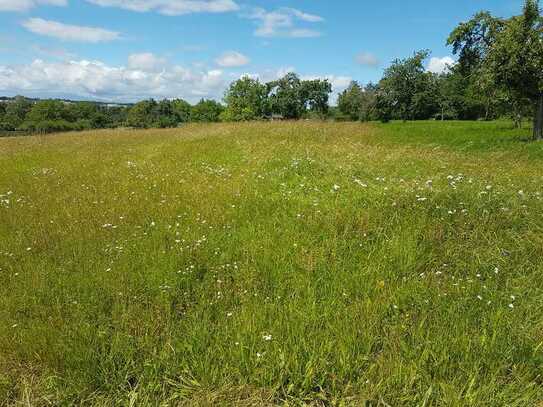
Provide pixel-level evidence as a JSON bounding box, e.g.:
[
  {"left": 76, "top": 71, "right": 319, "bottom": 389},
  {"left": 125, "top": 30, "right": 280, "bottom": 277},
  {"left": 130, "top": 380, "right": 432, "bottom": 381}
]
[
  {"left": 332, "top": 184, "right": 340, "bottom": 191},
  {"left": 508, "top": 303, "right": 514, "bottom": 309},
  {"left": 262, "top": 334, "right": 272, "bottom": 341},
  {"left": 354, "top": 179, "right": 368, "bottom": 188}
]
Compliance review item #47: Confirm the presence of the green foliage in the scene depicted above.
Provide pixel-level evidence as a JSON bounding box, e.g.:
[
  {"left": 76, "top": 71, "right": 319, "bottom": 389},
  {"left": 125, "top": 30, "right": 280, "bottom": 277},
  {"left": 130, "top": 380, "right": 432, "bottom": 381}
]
[
  {"left": 338, "top": 81, "right": 363, "bottom": 120},
  {"left": 222, "top": 77, "right": 269, "bottom": 121},
  {"left": 447, "top": 12, "right": 503, "bottom": 76},
  {"left": 300, "top": 78, "right": 332, "bottom": 118},
  {"left": 487, "top": 1, "right": 543, "bottom": 101},
  {"left": 267, "top": 72, "right": 305, "bottom": 119},
  {"left": 172, "top": 99, "right": 192, "bottom": 123},
  {"left": 126, "top": 100, "right": 158, "bottom": 128},
  {"left": 25, "top": 100, "right": 70, "bottom": 123},
  {"left": 265, "top": 73, "right": 332, "bottom": 120},
  {"left": 1, "top": 96, "right": 32, "bottom": 130},
  {"left": 449, "top": 0, "right": 543, "bottom": 138},
  {"left": 191, "top": 99, "right": 224, "bottom": 122},
  {"left": 375, "top": 50, "right": 439, "bottom": 121}
]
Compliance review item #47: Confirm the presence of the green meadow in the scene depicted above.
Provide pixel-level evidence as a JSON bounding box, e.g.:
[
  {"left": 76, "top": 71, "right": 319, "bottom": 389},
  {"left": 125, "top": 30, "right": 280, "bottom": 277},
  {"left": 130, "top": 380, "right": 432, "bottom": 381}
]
[{"left": 1, "top": 121, "right": 542, "bottom": 405}]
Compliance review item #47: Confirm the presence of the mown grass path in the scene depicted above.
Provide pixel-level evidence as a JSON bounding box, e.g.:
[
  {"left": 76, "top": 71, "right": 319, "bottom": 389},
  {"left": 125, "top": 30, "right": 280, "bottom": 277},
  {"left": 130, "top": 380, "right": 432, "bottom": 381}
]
[{"left": 0, "top": 122, "right": 542, "bottom": 405}]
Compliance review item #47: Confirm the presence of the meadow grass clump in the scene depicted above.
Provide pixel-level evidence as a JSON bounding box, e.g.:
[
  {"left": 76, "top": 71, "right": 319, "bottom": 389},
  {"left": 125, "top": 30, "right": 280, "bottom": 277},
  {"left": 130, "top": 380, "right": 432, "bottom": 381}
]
[{"left": 0, "top": 121, "right": 542, "bottom": 405}]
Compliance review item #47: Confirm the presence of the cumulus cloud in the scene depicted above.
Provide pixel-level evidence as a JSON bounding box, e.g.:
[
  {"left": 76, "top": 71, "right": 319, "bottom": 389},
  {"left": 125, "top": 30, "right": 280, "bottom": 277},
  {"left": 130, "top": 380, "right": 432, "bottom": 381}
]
[
  {"left": 0, "top": 0, "right": 66, "bottom": 12},
  {"left": 127, "top": 52, "right": 166, "bottom": 71},
  {"left": 356, "top": 52, "right": 379, "bottom": 67},
  {"left": 245, "top": 7, "right": 323, "bottom": 38},
  {"left": 0, "top": 58, "right": 228, "bottom": 102},
  {"left": 22, "top": 18, "right": 120, "bottom": 42},
  {"left": 0, "top": 57, "right": 352, "bottom": 105},
  {"left": 215, "top": 51, "right": 250, "bottom": 67},
  {"left": 85, "top": 0, "right": 239, "bottom": 15},
  {"left": 427, "top": 56, "right": 455, "bottom": 74}
]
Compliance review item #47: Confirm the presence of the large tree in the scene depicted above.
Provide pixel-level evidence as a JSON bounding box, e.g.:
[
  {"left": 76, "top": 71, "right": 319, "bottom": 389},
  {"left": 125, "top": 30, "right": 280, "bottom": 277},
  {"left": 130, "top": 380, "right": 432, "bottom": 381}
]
[
  {"left": 266, "top": 73, "right": 332, "bottom": 120},
  {"left": 449, "top": 0, "right": 543, "bottom": 140},
  {"left": 338, "top": 81, "right": 365, "bottom": 120},
  {"left": 222, "top": 77, "right": 269, "bottom": 121},
  {"left": 375, "top": 50, "right": 439, "bottom": 121},
  {"left": 267, "top": 73, "right": 305, "bottom": 119},
  {"left": 300, "top": 78, "right": 332, "bottom": 118},
  {"left": 337, "top": 81, "right": 378, "bottom": 121}
]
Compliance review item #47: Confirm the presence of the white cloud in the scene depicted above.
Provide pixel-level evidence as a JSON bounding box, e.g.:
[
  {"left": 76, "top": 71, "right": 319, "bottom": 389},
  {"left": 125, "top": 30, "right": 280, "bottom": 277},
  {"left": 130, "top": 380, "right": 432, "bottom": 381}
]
[
  {"left": 427, "top": 56, "right": 455, "bottom": 74},
  {"left": 246, "top": 7, "right": 323, "bottom": 38},
  {"left": 215, "top": 51, "right": 250, "bottom": 67},
  {"left": 0, "top": 0, "right": 66, "bottom": 12},
  {"left": 0, "top": 58, "right": 229, "bottom": 102},
  {"left": 0, "top": 57, "right": 351, "bottom": 104},
  {"left": 356, "top": 52, "right": 379, "bottom": 67},
  {"left": 85, "top": 0, "right": 238, "bottom": 15},
  {"left": 128, "top": 53, "right": 166, "bottom": 71},
  {"left": 22, "top": 18, "right": 120, "bottom": 43}
]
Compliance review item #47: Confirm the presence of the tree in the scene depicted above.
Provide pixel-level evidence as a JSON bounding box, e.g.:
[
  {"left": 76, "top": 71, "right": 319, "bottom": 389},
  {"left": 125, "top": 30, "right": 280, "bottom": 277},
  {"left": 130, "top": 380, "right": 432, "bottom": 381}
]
[
  {"left": 265, "top": 73, "right": 332, "bottom": 120},
  {"left": 447, "top": 12, "right": 503, "bottom": 76},
  {"left": 449, "top": 0, "right": 543, "bottom": 140},
  {"left": 191, "top": 99, "right": 224, "bottom": 122},
  {"left": 126, "top": 100, "right": 158, "bottom": 128},
  {"left": 172, "top": 99, "right": 192, "bottom": 123},
  {"left": 0, "top": 103, "right": 5, "bottom": 127},
  {"left": 267, "top": 73, "right": 305, "bottom": 119},
  {"left": 2, "top": 96, "right": 32, "bottom": 130},
  {"left": 222, "top": 77, "right": 269, "bottom": 121},
  {"left": 26, "top": 100, "right": 69, "bottom": 123},
  {"left": 22, "top": 100, "right": 76, "bottom": 132},
  {"left": 338, "top": 81, "right": 365, "bottom": 120},
  {"left": 104, "top": 106, "right": 129, "bottom": 128},
  {"left": 337, "top": 82, "right": 378, "bottom": 121},
  {"left": 300, "top": 79, "right": 332, "bottom": 118},
  {"left": 375, "top": 50, "right": 439, "bottom": 121},
  {"left": 155, "top": 99, "right": 178, "bottom": 128}
]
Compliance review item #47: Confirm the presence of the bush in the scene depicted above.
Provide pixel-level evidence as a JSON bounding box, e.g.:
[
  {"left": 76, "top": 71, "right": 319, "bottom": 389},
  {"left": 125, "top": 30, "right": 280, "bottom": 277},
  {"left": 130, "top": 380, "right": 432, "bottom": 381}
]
[{"left": 20, "top": 120, "right": 75, "bottom": 133}]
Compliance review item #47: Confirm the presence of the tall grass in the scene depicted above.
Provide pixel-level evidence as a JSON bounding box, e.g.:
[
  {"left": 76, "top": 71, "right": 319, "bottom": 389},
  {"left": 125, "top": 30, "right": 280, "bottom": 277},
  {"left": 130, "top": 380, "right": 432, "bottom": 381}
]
[{"left": 0, "top": 122, "right": 542, "bottom": 405}]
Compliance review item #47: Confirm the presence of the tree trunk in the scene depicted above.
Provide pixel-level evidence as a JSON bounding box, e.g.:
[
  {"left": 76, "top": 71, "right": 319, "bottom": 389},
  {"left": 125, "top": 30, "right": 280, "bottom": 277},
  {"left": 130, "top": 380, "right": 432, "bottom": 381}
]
[{"left": 534, "top": 94, "right": 543, "bottom": 141}]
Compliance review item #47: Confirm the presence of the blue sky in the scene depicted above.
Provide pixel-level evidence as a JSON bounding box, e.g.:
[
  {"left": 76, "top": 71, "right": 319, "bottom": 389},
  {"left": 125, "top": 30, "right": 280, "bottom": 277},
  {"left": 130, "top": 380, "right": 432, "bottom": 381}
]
[{"left": 0, "top": 0, "right": 526, "bottom": 103}]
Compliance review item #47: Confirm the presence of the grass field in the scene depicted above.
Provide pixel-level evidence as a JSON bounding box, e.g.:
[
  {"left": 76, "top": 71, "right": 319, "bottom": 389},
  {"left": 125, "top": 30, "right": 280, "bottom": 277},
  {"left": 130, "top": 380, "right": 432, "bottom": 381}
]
[{"left": 1, "top": 121, "right": 542, "bottom": 406}]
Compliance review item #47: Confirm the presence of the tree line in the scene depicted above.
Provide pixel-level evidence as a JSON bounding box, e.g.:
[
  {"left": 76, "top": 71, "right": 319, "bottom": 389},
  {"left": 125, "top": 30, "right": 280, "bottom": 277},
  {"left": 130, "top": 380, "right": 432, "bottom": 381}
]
[
  {"left": 1, "top": 0, "right": 541, "bottom": 139},
  {"left": 0, "top": 73, "right": 332, "bottom": 133}
]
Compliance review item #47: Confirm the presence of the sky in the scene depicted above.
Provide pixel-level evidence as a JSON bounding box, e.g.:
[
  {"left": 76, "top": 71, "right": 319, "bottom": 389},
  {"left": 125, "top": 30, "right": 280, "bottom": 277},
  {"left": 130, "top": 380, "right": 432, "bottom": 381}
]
[{"left": 0, "top": 0, "right": 526, "bottom": 103}]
